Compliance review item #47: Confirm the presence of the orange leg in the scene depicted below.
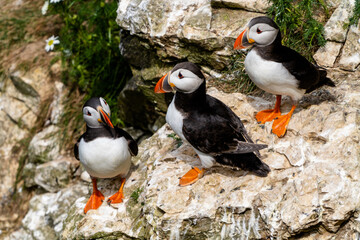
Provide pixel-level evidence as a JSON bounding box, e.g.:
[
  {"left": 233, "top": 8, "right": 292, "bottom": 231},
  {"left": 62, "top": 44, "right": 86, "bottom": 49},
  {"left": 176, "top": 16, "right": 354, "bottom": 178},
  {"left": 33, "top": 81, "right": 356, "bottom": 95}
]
[
  {"left": 256, "top": 95, "right": 282, "bottom": 124},
  {"left": 107, "top": 178, "right": 126, "bottom": 204},
  {"left": 84, "top": 178, "right": 105, "bottom": 214},
  {"left": 179, "top": 167, "right": 205, "bottom": 186},
  {"left": 272, "top": 105, "right": 296, "bottom": 138}
]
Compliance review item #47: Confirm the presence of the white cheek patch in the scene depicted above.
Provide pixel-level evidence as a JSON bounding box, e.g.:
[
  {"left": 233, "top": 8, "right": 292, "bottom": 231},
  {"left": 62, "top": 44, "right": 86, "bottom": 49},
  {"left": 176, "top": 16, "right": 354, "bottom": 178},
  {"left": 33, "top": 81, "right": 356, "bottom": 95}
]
[
  {"left": 249, "top": 23, "right": 278, "bottom": 46},
  {"left": 176, "top": 79, "right": 203, "bottom": 93},
  {"left": 83, "top": 107, "right": 102, "bottom": 128},
  {"left": 171, "top": 69, "right": 203, "bottom": 93}
]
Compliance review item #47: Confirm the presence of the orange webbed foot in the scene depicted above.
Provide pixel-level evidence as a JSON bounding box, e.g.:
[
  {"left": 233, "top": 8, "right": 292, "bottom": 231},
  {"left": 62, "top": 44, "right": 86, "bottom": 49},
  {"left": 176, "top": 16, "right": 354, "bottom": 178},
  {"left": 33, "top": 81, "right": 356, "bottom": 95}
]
[
  {"left": 271, "top": 105, "right": 296, "bottom": 138},
  {"left": 107, "top": 191, "right": 124, "bottom": 204},
  {"left": 256, "top": 95, "right": 282, "bottom": 124},
  {"left": 256, "top": 109, "right": 281, "bottom": 124},
  {"left": 84, "top": 190, "right": 105, "bottom": 214},
  {"left": 107, "top": 178, "right": 126, "bottom": 204},
  {"left": 179, "top": 167, "right": 205, "bottom": 186}
]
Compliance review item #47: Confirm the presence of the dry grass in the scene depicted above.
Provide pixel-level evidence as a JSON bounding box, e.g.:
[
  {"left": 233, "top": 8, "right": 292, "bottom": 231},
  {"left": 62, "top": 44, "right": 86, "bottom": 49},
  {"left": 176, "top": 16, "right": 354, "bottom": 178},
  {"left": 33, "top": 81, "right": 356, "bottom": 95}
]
[{"left": 0, "top": 0, "right": 61, "bottom": 71}]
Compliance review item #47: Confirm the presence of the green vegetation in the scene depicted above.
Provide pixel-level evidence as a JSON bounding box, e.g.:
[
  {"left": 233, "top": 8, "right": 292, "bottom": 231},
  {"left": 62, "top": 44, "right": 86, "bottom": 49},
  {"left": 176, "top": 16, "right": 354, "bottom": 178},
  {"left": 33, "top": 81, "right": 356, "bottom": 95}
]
[
  {"left": 268, "top": 0, "right": 328, "bottom": 60},
  {"left": 167, "top": 133, "right": 183, "bottom": 148},
  {"left": 130, "top": 187, "right": 143, "bottom": 204},
  {"left": 47, "top": 0, "right": 132, "bottom": 127},
  {"left": 215, "top": 52, "right": 255, "bottom": 94},
  {"left": 349, "top": 0, "right": 360, "bottom": 26}
]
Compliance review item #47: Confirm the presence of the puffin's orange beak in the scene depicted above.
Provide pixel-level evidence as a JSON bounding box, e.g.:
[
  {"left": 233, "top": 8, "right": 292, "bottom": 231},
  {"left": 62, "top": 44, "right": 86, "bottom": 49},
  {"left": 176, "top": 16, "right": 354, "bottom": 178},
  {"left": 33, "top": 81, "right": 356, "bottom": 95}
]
[
  {"left": 98, "top": 107, "right": 114, "bottom": 128},
  {"left": 154, "top": 72, "right": 173, "bottom": 93},
  {"left": 234, "top": 27, "right": 254, "bottom": 50}
]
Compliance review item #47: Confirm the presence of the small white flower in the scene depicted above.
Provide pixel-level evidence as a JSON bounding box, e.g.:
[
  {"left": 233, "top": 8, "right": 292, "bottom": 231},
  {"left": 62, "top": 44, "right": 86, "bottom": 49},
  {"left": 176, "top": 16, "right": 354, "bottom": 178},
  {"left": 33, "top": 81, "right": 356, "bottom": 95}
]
[
  {"left": 41, "top": 1, "right": 49, "bottom": 15},
  {"left": 45, "top": 36, "right": 60, "bottom": 52},
  {"left": 50, "top": 0, "right": 62, "bottom": 3}
]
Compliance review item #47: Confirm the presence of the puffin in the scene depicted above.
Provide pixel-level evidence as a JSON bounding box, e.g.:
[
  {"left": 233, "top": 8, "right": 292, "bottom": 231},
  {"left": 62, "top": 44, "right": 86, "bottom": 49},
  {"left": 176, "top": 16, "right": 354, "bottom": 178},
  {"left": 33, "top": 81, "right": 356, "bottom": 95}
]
[
  {"left": 74, "top": 97, "right": 138, "bottom": 213},
  {"left": 154, "top": 62, "right": 270, "bottom": 186},
  {"left": 233, "top": 16, "right": 335, "bottom": 137}
]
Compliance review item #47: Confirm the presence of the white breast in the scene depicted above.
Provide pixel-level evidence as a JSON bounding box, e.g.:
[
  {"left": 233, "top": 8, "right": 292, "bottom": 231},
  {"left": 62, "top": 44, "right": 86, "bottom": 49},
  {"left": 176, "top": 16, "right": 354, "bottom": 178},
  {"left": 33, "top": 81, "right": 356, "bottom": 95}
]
[
  {"left": 166, "top": 97, "right": 186, "bottom": 140},
  {"left": 245, "top": 49, "right": 306, "bottom": 101},
  {"left": 78, "top": 137, "right": 131, "bottom": 178}
]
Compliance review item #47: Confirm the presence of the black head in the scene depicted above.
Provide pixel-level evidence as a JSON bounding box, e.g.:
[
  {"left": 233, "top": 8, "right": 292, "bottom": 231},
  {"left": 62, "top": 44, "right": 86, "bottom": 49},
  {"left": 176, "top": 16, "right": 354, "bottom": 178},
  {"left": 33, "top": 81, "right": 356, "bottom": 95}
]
[
  {"left": 248, "top": 16, "right": 279, "bottom": 30},
  {"left": 172, "top": 62, "right": 205, "bottom": 80},
  {"left": 82, "top": 97, "right": 113, "bottom": 128}
]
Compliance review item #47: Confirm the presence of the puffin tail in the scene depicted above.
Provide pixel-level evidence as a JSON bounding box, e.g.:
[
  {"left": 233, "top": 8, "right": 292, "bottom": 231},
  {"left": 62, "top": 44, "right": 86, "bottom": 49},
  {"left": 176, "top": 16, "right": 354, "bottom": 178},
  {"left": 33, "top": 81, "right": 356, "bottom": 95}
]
[
  {"left": 306, "top": 68, "right": 335, "bottom": 93},
  {"left": 216, "top": 153, "right": 270, "bottom": 177}
]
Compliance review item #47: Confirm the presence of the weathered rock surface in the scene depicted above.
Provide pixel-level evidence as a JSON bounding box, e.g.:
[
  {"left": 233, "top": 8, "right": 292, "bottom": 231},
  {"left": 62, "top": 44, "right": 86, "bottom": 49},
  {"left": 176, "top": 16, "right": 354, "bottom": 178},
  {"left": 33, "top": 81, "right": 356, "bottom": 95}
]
[
  {"left": 0, "top": 44, "right": 70, "bottom": 235},
  {"left": 117, "top": 0, "right": 261, "bottom": 72},
  {"left": 211, "top": 0, "right": 270, "bottom": 12},
  {"left": 313, "top": 41, "right": 343, "bottom": 67},
  {"left": 315, "top": 0, "right": 359, "bottom": 72},
  {"left": 117, "top": 75, "right": 167, "bottom": 133},
  {"left": 0, "top": 65, "right": 52, "bottom": 202},
  {"left": 339, "top": 22, "right": 360, "bottom": 71},
  {"left": 48, "top": 81, "right": 67, "bottom": 126},
  {"left": 27, "top": 125, "right": 61, "bottom": 164},
  {"left": 324, "top": 0, "right": 355, "bottom": 42},
  {"left": 58, "top": 69, "right": 360, "bottom": 239},
  {"left": 5, "top": 183, "right": 89, "bottom": 240},
  {"left": 34, "top": 157, "right": 79, "bottom": 192}
]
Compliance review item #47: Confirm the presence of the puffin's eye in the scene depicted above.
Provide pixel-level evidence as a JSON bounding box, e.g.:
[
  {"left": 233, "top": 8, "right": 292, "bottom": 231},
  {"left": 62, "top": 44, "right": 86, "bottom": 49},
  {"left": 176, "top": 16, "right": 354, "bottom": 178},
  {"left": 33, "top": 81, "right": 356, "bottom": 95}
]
[
  {"left": 256, "top": 28, "right": 262, "bottom": 34},
  {"left": 178, "top": 72, "right": 184, "bottom": 79},
  {"left": 100, "top": 97, "right": 108, "bottom": 105},
  {"left": 87, "top": 111, "right": 91, "bottom": 116}
]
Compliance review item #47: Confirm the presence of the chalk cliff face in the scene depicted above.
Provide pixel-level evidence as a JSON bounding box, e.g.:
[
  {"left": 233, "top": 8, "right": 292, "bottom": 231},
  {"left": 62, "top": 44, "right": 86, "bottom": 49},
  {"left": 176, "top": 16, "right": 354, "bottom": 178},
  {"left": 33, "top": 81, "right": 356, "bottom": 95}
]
[
  {"left": 59, "top": 69, "right": 360, "bottom": 239},
  {"left": 8, "top": 69, "right": 360, "bottom": 239},
  {"left": 4, "top": 0, "right": 360, "bottom": 239}
]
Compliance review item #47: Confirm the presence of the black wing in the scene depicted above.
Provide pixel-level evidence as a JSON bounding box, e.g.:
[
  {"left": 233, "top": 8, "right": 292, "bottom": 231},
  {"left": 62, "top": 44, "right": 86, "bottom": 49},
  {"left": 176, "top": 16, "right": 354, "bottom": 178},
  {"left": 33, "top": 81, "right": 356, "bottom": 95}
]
[
  {"left": 182, "top": 95, "right": 267, "bottom": 155},
  {"left": 208, "top": 96, "right": 258, "bottom": 141},
  {"left": 115, "top": 127, "right": 138, "bottom": 156},
  {"left": 280, "top": 47, "right": 320, "bottom": 91},
  {"left": 281, "top": 51, "right": 334, "bottom": 92}
]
